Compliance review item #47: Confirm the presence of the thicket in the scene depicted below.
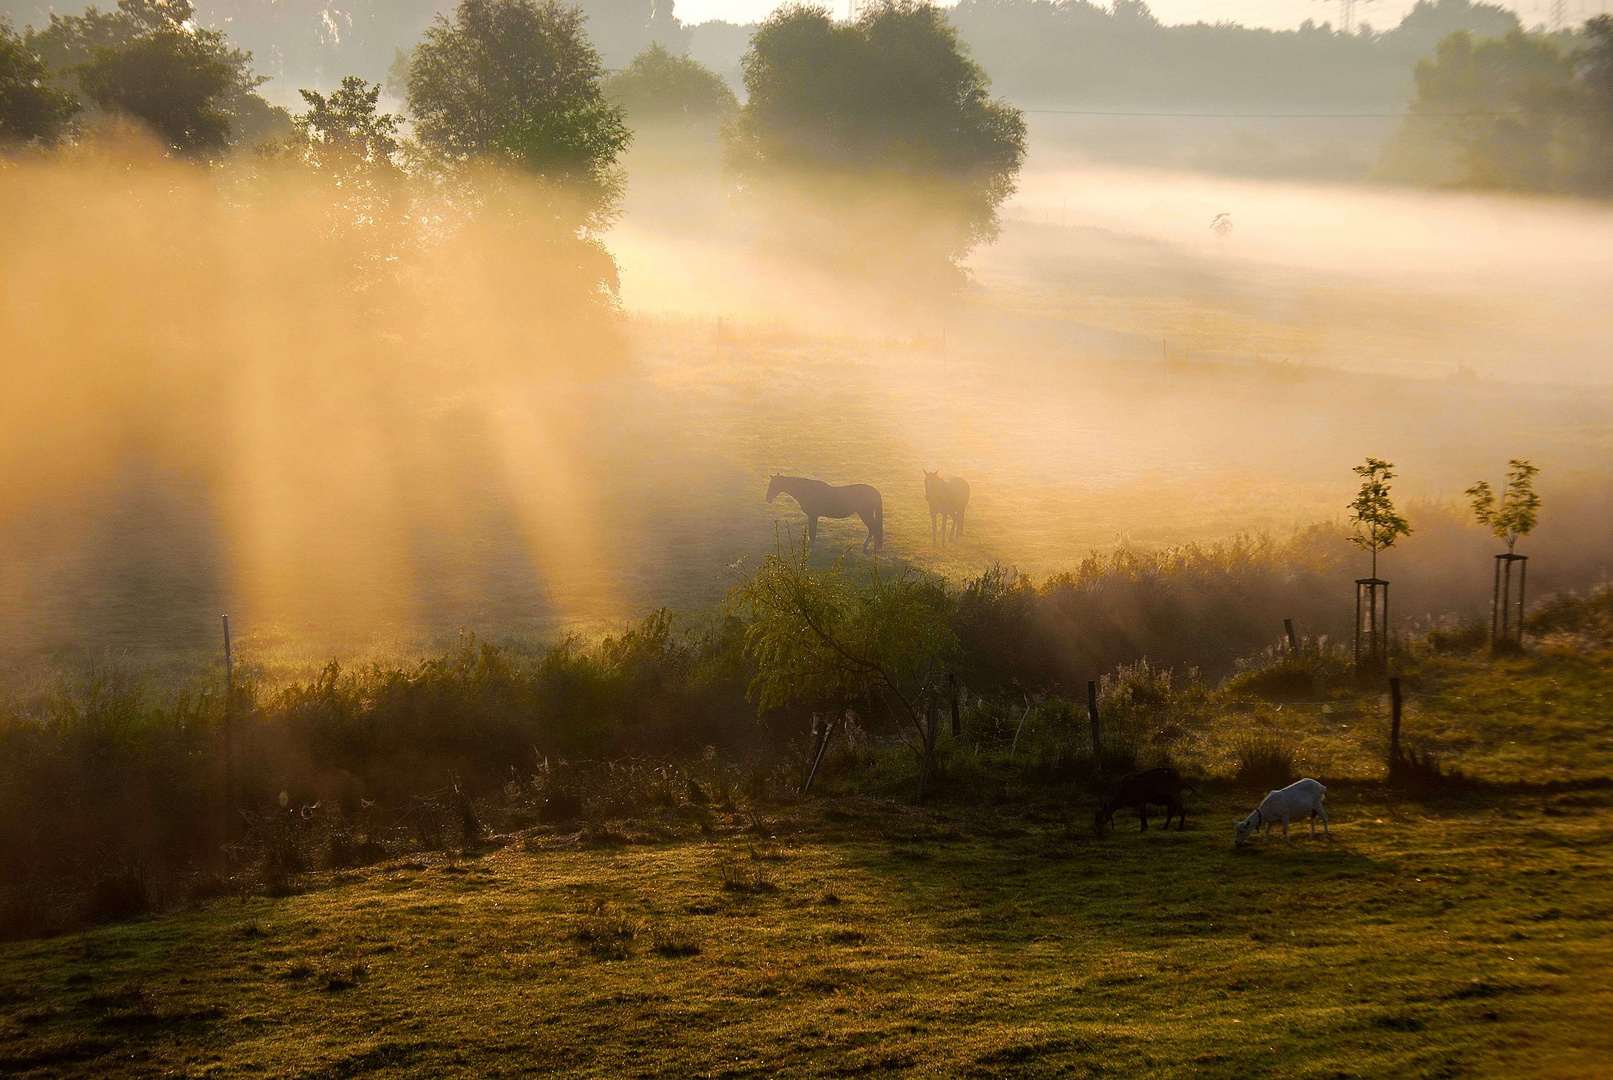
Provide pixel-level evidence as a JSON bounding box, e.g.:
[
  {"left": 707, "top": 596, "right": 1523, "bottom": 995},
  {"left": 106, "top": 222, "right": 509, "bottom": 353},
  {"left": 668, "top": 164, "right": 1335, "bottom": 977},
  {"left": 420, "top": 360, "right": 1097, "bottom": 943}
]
[{"left": 11, "top": 514, "right": 1605, "bottom": 937}]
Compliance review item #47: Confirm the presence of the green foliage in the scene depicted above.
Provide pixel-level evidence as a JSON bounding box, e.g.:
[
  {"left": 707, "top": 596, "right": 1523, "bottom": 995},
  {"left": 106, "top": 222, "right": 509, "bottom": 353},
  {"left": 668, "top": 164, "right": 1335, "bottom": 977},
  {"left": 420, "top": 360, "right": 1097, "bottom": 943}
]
[
  {"left": 0, "top": 17, "right": 79, "bottom": 146},
  {"left": 28, "top": 0, "right": 285, "bottom": 154},
  {"left": 954, "top": 531, "right": 1350, "bottom": 693},
  {"left": 606, "top": 43, "right": 737, "bottom": 127},
  {"left": 77, "top": 28, "right": 232, "bottom": 152},
  {"left": 1348, "top": 457, "right": 1412, "bottom": 576},
  {"left": 1379, "top": 29, "right": 1576, "bottom": 191},
  {"left": 405, "top": 0, "right": 630, "bottom": 225},
  {"left": 728, "top": 0, "right": 1026, "bottom": 267},
  {"left": 279, "top": 75, "right": 406, "bottom": 275},
  {"left": 288, "top": 76, "right": 401, "bottom": 173},
  {"left": 729, "top": 537, "right": 957, "bottom": 721},
  {"left": 1377, "top": 20, "right": 1613, "bottom": 194},
  {"left": 1467, "top": 459, "right": 1540, "bottom": 553}
]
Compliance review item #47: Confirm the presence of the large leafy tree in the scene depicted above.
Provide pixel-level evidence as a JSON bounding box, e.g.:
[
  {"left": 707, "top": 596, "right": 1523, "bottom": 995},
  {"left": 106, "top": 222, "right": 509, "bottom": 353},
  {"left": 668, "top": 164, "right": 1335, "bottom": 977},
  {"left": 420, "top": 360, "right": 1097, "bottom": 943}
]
[
  {"left": 405, "top": 0, "right": 630, "bottom": 226},
  {"left": 605, "top": 43, "right": 737, "bottom": 128},
  {"left": 728, "top": 0, "right": 1026, "bottom": 268},
  {"left": 1, "top": 18, "right": 79, "bottom": 146},
  {"left": 28, "top": 0, "right": 286, "bottom": 153},
  {"left": 1379, "top": 28, "right": 1579, "bottom": 191}
]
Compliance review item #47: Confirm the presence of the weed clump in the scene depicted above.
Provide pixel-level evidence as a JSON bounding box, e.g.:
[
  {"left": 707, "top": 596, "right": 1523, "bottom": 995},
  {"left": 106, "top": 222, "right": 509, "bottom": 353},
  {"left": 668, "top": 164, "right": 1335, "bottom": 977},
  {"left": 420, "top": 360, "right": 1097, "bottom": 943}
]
[
  {"left": 719, "top": 862, "right": 777, "bottom": 894},
  {"left": 651, "top": 925, "right": 702, "bottom": 957},
  {"left": 1233, "top": 732, "right": 1295, "bottom": 789},
  {"left": 576, "top": 913, "right": 639, "bottom": 960}
]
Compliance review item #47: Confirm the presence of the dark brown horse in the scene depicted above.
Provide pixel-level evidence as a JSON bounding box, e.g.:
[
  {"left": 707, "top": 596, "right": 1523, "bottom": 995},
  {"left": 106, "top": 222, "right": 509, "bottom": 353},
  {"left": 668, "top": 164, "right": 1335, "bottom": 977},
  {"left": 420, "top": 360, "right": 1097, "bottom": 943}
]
[
  {"left": 923, "top": 471, "right": 970, "bottom": 547},
  {"left": 766, "top": 475, "right": 884, "bottom": 551}
]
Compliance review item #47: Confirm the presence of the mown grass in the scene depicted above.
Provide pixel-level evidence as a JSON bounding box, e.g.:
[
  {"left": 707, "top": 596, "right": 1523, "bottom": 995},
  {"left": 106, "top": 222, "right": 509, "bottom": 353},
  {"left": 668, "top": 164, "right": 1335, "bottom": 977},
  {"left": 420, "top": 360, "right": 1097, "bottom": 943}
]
[
  {"left": 3, "top": 613, "right": 1612, "bottom": 1075},
  {"left": 1, "top": 784, "right": 1610, "bottom": 1079}
]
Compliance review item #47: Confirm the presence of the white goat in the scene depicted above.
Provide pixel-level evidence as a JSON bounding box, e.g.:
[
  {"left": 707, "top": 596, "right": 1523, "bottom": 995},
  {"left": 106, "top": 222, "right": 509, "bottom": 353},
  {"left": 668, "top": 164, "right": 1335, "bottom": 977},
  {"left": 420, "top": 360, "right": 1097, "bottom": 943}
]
[{"left": 1234, "top": 778, "right": 1329, "bottom": 846}]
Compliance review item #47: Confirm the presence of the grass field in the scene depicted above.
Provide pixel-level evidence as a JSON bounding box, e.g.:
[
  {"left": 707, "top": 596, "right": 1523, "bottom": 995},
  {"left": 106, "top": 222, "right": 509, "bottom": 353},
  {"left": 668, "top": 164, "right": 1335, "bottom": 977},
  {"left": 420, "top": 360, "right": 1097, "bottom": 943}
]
[
  {"left": 1, "top": 788, "right": 1609, "bottom": 1078},
  {"left": 3, "top": 640, "right": 1613, "bottom": 1078}
]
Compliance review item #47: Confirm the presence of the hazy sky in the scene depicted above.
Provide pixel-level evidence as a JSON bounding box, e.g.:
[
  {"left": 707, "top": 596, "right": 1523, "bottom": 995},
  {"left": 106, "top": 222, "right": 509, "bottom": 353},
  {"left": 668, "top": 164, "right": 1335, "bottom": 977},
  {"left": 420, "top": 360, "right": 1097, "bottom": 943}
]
[{"left": 674, "top": 0, "right": 1609, "bottom": 31}]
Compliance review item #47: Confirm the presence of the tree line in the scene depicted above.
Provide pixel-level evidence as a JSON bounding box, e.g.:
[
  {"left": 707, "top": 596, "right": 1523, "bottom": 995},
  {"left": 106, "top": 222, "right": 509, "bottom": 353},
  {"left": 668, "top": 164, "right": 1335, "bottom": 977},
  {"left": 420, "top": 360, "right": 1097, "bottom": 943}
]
[
  {"left": 1380, "top": 17, "right": 1613, "bottom": 194},
  {"left": 3, "top": 0, "right": 1027, "bottom": 276}
]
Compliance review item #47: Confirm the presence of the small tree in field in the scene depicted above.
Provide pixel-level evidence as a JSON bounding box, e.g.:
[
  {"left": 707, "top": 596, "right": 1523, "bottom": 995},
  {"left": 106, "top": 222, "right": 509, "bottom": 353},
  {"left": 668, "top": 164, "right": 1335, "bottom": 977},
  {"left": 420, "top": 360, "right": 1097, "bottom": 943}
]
[
  {"left": 1468, "top": 459, "right": 1541, "bottom": 649},
  {"left": 1467, "top": 459, "right": 1540, "bottom": 554},
  {"left": 1348, "top": 457, "right": 1411, "bottom": 672},
  {"left": 1348, "top": 457, "right": 1411, "bottom": 580},
  {"left": 729, "top": 535, "right": 956, "bottom": 800}
]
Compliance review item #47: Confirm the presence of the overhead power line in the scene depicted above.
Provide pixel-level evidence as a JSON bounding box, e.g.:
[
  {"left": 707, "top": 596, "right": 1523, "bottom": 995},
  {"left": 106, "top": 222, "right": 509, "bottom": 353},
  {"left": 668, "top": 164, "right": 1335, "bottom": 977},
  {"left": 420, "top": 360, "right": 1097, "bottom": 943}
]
[{"left": 1022, "top": 108, "right": 1409, "bottom": 117}]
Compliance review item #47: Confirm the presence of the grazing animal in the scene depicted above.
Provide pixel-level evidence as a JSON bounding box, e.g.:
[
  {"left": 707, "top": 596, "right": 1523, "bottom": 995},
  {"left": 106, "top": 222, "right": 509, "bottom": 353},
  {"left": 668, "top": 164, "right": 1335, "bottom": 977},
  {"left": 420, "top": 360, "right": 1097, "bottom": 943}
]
[
  {"left": 1094, "top": 767, "right": 1196, "bottom": 832},
  {"left": 923, "top": 471, "right": 971, "bottom": 547},
  {"left": 766, "top": 475, "right": 884, "bottom": 552},
  {"left": 1234, "top": 777, "right": 1329, "bottom": 846}
]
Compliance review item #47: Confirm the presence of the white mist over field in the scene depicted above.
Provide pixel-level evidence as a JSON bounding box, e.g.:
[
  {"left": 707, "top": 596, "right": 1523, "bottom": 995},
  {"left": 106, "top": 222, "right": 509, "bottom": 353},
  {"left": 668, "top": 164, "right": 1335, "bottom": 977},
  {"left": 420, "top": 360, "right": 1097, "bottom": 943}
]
[{"left": 2, "top": 138, "right": 1610, "bottom": 660}]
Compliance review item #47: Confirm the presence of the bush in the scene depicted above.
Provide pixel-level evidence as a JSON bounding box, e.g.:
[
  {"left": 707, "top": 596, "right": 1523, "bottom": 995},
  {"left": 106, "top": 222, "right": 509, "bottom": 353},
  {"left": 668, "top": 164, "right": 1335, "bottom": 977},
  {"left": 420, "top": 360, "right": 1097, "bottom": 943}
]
[
  {"left": 955, "top": 532, "right": 1351, "bottom": 694},
  {"left": 1223, "top": 637, "right": 1350, "bottom": 700},
  {"left": 1528, "top": 586, "right": 1613, "bottom": 639},
  {"left": 1233, "top": 732, "right": 1295, "bottom": 789}
]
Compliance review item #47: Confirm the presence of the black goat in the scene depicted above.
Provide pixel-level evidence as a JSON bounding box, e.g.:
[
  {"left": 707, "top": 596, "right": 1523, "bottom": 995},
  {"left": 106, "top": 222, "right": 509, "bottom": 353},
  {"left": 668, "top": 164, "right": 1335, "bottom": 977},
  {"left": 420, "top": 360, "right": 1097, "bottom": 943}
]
[{"left": 1094, "top": 767, "right": 1195, "bottom": 832}]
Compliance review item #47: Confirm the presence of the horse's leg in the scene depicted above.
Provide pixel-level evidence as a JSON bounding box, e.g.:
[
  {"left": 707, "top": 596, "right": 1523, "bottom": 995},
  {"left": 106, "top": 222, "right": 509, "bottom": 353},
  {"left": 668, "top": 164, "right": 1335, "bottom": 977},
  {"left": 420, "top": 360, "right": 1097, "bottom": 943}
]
[
  {"left": 807, "top": 516, "right": 818, "bottom": 548},
  {"left": 931, "top": 511, "right": 938, "bottom": 547},
  {"left": 954, "top": 507, "right": 964, "bottom": 541}
]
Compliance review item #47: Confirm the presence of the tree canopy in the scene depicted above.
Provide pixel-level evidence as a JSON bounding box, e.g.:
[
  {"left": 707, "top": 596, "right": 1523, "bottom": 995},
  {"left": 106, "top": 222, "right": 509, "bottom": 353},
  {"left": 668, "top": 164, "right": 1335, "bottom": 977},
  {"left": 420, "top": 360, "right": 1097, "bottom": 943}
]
[
  {"left": 26, "top": 0, "right": 285, "bottom": 153},
  {"left": 605, "top": 43, "right": 737, "bottom": 128},
  {"left": 0, "top": 18, "right": 79, "bottom": 146},
  {"left": 728, "top": 0, "right": 1026, "bottom": 267},
  {"left": 1379, "top": 19, "right": 1613, "bottom": 194},
  {"left": 406, "top": 0, "right": 630, "bottom": 224}
]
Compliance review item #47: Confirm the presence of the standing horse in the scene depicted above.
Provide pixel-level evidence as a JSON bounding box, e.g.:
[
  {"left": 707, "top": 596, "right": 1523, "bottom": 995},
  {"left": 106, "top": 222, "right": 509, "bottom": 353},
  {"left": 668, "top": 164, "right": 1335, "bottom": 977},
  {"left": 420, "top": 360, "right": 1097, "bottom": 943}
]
[
  {"left": 766, "top": 476, "right": 884, "bottom": 552},
  {"left": 923, "top": 471, "right": 970, "bottom": 547}
]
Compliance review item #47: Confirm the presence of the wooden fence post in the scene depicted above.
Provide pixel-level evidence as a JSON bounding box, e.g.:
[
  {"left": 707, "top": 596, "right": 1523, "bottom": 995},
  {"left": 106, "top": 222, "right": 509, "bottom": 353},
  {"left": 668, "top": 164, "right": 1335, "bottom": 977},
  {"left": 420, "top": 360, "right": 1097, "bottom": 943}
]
[
  {"left": 1087, "top": 680, "right": 1103, "bottom": 780},
  {"left": 1388, "top": 677, "right": 1403, "bottom": 777},
  {"left": 803, "top": 714, "right": 836, "bottom": 793}
]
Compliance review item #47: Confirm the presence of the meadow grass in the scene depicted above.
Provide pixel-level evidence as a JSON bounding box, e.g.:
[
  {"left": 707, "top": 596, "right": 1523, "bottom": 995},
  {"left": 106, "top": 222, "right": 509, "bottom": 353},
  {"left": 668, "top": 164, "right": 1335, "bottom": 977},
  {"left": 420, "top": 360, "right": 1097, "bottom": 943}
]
[
  {"left": 3, "top": 615, "right": 1612, "bottom": 1076},
  {"left": 0, "top": 787, "right": 1608, "bottom": 1078}
]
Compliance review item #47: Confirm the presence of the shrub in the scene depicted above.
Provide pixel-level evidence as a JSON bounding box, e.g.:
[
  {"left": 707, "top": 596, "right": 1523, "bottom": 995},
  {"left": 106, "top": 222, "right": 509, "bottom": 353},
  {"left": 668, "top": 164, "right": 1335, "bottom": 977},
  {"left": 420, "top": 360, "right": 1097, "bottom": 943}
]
[
  {"left": 1223, "top": 637, "right": 1350, "bottom": 700},
  {"left": 1233, "top": 732, "right": 1295, "bottom": 789}
]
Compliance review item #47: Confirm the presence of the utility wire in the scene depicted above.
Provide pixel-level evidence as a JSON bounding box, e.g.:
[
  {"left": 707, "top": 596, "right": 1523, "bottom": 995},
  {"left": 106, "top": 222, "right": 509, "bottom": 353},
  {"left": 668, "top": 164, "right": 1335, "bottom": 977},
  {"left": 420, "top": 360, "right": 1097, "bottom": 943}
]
[
  {"left": 1023, "top": 108, "right": 1405, "bottom": 117},
  {"left": 1023, "top": 107, "right": 1594, "bottom": 117}
]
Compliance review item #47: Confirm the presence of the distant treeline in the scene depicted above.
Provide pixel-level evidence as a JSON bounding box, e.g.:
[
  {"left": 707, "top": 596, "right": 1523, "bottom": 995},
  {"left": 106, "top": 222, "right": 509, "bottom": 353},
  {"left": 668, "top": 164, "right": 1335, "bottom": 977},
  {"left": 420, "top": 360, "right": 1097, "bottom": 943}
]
[
  {"left": 0, "top": 0, "right": 1531, "bottom": 106},
  {"left": 949, "top": 0, "right": 1524, "bottom": 110}
]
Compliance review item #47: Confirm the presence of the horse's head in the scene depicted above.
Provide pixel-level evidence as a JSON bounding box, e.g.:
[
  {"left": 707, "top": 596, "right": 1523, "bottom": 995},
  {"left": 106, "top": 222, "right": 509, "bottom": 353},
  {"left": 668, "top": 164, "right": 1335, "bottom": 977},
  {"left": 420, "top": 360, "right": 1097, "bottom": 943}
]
[
  {"left": 923, "top": 470, "right": 937, "bottom": 496},
  {"left": 766, "top": 475, "right": 782, "bottom": 503}
]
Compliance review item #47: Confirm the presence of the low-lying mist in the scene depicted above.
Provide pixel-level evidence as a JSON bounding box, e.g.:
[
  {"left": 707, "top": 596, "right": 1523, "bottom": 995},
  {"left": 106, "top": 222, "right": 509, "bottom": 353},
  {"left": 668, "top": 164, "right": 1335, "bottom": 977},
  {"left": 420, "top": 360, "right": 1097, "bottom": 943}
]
[{"left": 3, "top": 132, "right": 1612, "bottom": 674}]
